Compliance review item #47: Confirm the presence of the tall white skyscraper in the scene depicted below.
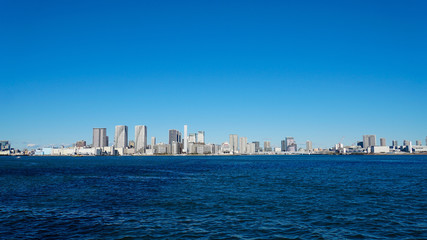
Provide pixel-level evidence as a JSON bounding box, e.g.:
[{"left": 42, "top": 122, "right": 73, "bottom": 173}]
[
  {"left": 239, "top": 137, "right": 247, "bottom": 154},
  {"left": 114, "top": 125, "right": 128, "bottom": 148},
  {"left": 151, "top": 137, "right": 156, "bottom": 148},
  {"left": 93, "top": 128, "right": 108, "bottom": 148},
  {"left": 197, "top": 131, "right": 205, "bottom": 144},
  {"left": 135, "top": 125, "right": 147, "bottom": 153},
  {"left": 183, "top": 125, "right": 188, "bottom": 153},
  {"left": 229, "top": 134, "right": 238, "bottom": 153}
]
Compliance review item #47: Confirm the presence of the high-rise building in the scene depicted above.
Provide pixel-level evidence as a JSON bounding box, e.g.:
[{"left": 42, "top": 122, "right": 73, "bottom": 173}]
[
  {"left": 169, "top": 129, "right": 181, "bottom": 145},
  {"left": 229, "top": 134, "right": 238, "bottom": 153},
  {"left": 285, "top": 137, "right": 297, "bottom": 152},
  {"left": 264, "top": 141, "right": 271, "bottom": 152},
  {"left": 114, "top": 125, "right": 128, "bottom": 148},
  {"left": 151, "top": 137, "right": 156, "bottom": 148},
  {"left": 252, "top": 141, "right": 260, "bottom": 152},
  {"left": 306, "top": 140, "right": 313, "bottom": 152},
  {"left": 135, "top": 125, "right": 147, "bottom": 153},
  {"left": 392, "top": 140, "right": 398, "bottom": 148},
  {"left": 380, "top": 138, "right": 386, "bottom": 147},
  {"left": 363, "top": 135, "right": 376, "bottom": 148},
  {"left": 416, "top": 140, "right": 422, "bottom": 146},
  {"left": 93, "top": 128, "right": 108, "bottom": 148},
  {"left": 239, "top": 137, "right": 247, "bottom": 154},
  {"left": 188, "top": 133, "right": 196, "bottom": 143},
  {"left": 403, "top": 140, "right": 409, "bottom": 146},
  {"left": 183, "top": 125, "right": 188, "bottom": 153},
  {"left": 197, "top": 131, "right": 205, "bottom": 144},
  {"left": 281, "top": 140, "right": 286, "bottom": 152}
]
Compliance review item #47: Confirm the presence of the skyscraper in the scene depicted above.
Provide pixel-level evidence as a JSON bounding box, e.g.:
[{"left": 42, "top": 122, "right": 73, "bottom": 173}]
[
  {"left": 93, "top": 128, "right": 108, "bottom": 148},
  {"left": 264, "top": 141, "right": 271, "bottom": 152},
  {"left": 135, "top": 125, "right": 147, "bottom": 153},
  {"left": 183, "top": 125, "right": 188, "bottom": 153},
  {"left": 114, "top": 125, "right": 128, "bottom": 148},
  {"left": 239, "top": 137, "right": 247, "bottom": 154},
  {"left": 252, "top": 141, "right": 260, "bottom": 152},
  {"left": 306, "top": 140, "right": 313, "bottom": 152},
  {"left": 229, "top": 134, "right": 238, "bottom": 153},
  {"left": 392, "top": 140, "right": 398, "bottom": 148},
  {"left": 281, "top": 140, "right": 286, "bottom": 152},
  {"left": 151, "top": 137, "right": 156, "bottom": 148},
  {"left": 285, "top": 137, "right": 297, "bottom": 152},
  {"left": 197, "top": 131, "right": 205, "bottom": 144},
  {"left": 380, "top": 138, "right": 386, "bottom": 147},
  {"left": 403, "top": 140, "right": 409, "bottom": 146},
  {"left": 416, "top": 140, "right": 422, "bottom": 146},
  {"left": 169, "top": 129, "right": 181, "bottom": 145},
  {"left": 363, "top": 135, "right": 376, "bottom": 148}
]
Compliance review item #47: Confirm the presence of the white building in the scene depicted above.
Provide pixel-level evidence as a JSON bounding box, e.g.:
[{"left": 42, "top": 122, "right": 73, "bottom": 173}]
[
  {"left": 239, "top": 137, "right": 247, "bottom": 154},
  {"left": 183, "top": 125, "right": 188, "bottom": 153},
  {"left": 197, "top": 131, "right": 205, "bottom": 144},
  {"left": 135, "top": 125, "right": 147, "bottom": 153},
  {"left": 229, "top": 134, "right": 238, "bottom": 153},
  {"left": 114, "top": 125, "right": 128, "bottom": 148},
  {"left": 371, "top": 146, "right": 390, "bottom": 154}
]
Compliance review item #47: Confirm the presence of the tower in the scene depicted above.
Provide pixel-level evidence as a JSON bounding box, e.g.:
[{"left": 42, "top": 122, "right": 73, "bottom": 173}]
[
  {"left": 135, "top": 125, "right": 147, "bottom": 153},
  {"left": 114, "top": 125, "right": 128, "bottom": 148}
]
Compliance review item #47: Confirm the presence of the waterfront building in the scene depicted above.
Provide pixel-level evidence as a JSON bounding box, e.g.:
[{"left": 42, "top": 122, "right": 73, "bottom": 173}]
[
  {"left": 93, "top": 128, "right": 108, "bottom": 148},
  {"left": 169, "top": 129, "right": 181, "bottom": 145},
  {"left": 135, "top": 125, "right": 147, "bottom": 153},
  {"left": 172, "top": 141, "right": 180, "bottom": 155},
  {"left": 221, "top": 142, "right": 231, "bottom": 154},
  {"left": 285, "top": 137, "right": 297, "bottom": 152},
  {"left": 306, "top": 140, "right": 313, "bottom": 152},
  {"left": 281, "top": 140, "right": 286, "bottom": 152},
  {"left": 239, "top": 137, "right": 247, "bottom": 154},
  {"left": 151, "top": 137, "right": 156, "bottom": 149},
  {"left": 247, "top": 143, "right": 256, "bottom": 154},
  {"left": 416, "top": 140, "right": 422, "bottom": 146},
  {"left": 380, "top": 138, "right": 386, "bottom": 147},
  {"left": 0, "top": 141, "right": 10, "bottom": 151},
  {"left": 76, "top": 140, "right": 86, "bottom": 148},
  {"left": 229, "top": 134, "right": 238, "bottom": 153},
  {"left": 252, "top": 141, "right": 260, "bottom": 152},
  {"left": 188, "top": 133, "right": 196, "bottom": 143},
  {"left": 183, "top": 125, "right": 188, "bottom": 153},
  {"left": 403, "top": 140, "right": 410, "bottom": 146},
  {"left": 197, "top": 131, "right": 205, "bottom": 144},
  {"left": 114, "top": 125, "right": 128, "bottom": 148},
  {"left": 363, "top": 135, "right": 376, "bottom": 148},
  {"left": 392, "top": 140, "right": 398, "bottom": 148},
  {"left": 264, "top": 141, "right": 272, "bottom": 152}
]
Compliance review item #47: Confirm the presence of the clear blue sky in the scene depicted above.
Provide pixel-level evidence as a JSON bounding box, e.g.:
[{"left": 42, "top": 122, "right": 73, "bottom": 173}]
[{"left": 1, "top": 0, "right": 426, "bottom": 149}]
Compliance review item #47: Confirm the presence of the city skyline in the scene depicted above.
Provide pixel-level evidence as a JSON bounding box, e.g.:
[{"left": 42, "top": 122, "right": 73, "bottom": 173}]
[{"left": 1, "top": 1, "right": 426, "bottom": 149}]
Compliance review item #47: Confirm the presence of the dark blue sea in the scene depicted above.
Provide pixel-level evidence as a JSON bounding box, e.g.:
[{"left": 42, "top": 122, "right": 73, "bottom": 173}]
[{"left": 0, "top": 155, "right": 425, "bottom": 239}]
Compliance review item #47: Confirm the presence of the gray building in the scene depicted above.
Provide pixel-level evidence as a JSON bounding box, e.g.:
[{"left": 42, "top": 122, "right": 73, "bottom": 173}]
[
  {"left": 403, "top": 140, "right": 410, "bottom": 146},
  {"left": 363, "top": 135, "right": 376, "bottom": 148},
  {"left": 151, "top": 137, "right": 156, "bottom": 149},
  {"left": 252, "top": 141, "right": 260, "bottom": 152},
  {"left": 416, "top": 140, "right": 422, "bottom": 146},
  {"left": 306, "top": 140, "right": 313, "bottom": 152},
  {"left": 392, "top": 140, "right": 398, "bottom": 148},
  {"left": 239, "top": 137, "right": 247, "bottom": 154},
  {"left": 169, "top": 129, "right": 181, "bottom": 145},
  {"left": 114, "top": 125, "right": 128, "bottom": 148},
  {"left": 229, "top": 134, "right": 238, "bottom": 153},
  {"left": 380, "top": 138, "right": 386, "bottom": 147},
  {"left": 0, "top": 141, "right": 10, "bottom": 151},
  {"left": 93, "top": 128, "right": 108, "bottom": 148},
  {"left": 285, "top": 137, "right": 297, "bottom": 152},
  {"left": 135, "top": 125, "right": 147, "bottom": 153},
  {"left": 264, "top": 141, "right": 272, "bottom": 152},
  {"left": 281, "top": 140, "right": 286, "bottom": 152}
]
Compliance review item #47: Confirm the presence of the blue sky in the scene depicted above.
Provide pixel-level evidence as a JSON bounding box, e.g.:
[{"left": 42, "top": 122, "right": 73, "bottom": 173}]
[{"left": 1, "top": 0, "right": 426, "bottom": 149}]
